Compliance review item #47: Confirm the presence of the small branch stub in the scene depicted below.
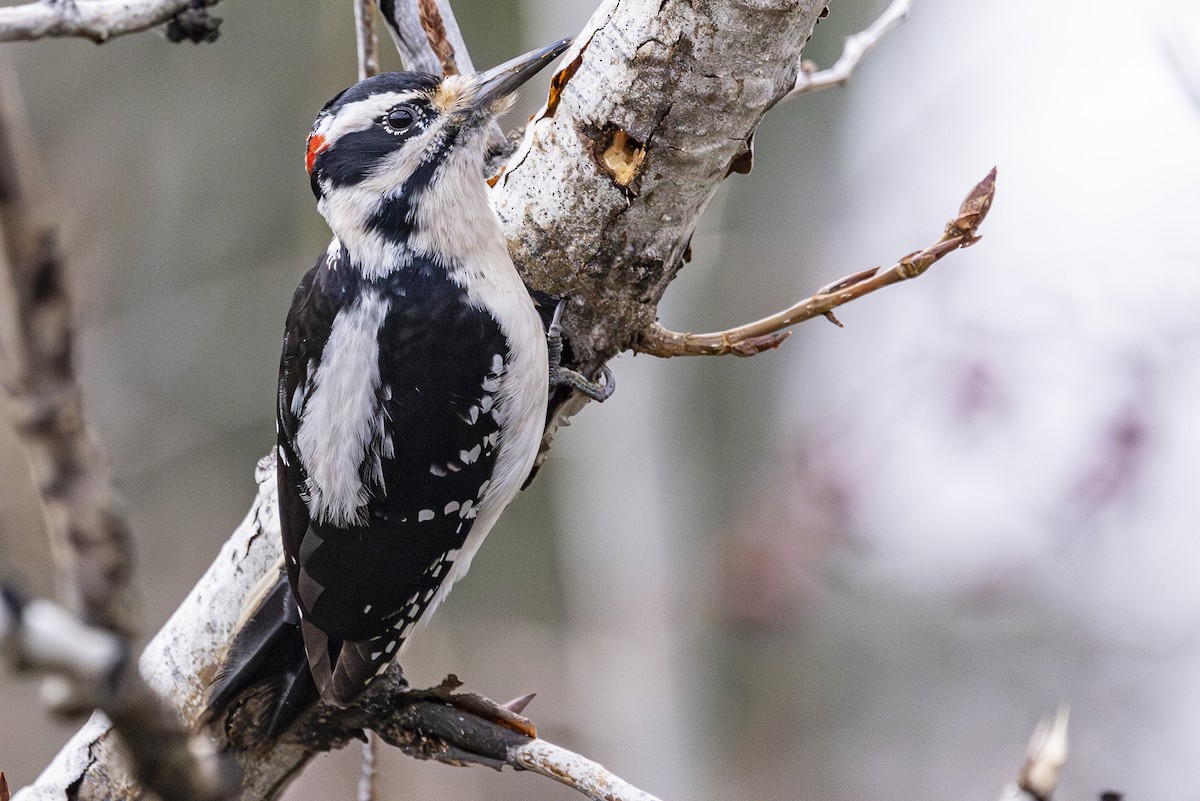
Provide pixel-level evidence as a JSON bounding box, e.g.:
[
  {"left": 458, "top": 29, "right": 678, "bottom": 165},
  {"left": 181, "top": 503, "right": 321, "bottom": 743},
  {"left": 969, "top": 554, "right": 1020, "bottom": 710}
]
[
  {"left": 635, "top": 168, "right": 997, "bottom": 358},
  {"left": 1019, "top": 707, "right": 1069, "bottom": 801}
]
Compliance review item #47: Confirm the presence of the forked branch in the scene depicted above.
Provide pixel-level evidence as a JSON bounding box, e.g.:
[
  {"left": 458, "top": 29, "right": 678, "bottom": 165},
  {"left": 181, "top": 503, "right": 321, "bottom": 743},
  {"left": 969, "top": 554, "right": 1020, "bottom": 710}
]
[{"left": 635, "top": 168, "right": 996, "bottom": 358}]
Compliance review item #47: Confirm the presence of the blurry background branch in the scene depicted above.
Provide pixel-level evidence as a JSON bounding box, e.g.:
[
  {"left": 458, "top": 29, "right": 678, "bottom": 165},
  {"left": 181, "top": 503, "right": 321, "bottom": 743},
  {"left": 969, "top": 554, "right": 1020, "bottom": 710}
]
[
  {"left": 634, "top": 167, "right": 995, "bottom": 357},
  {"left": 0, "top": 56, "right": 136, "bottom": 638},
  {"left": 0, "top": 58, "right": 236, "bottom": 801},
  {"left": 0, "top": 0, "right": 222, "bottom": 44},
  {"left": 354, "top": 0, "right": 379, "bottom": 81}
]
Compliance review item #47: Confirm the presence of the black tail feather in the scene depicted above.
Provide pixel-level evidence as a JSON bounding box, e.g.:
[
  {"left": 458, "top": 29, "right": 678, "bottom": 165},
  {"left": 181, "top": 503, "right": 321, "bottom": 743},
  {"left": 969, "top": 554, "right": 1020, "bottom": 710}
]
[{"left": 204, "top": 573, "right": 321, "bottom": 738}]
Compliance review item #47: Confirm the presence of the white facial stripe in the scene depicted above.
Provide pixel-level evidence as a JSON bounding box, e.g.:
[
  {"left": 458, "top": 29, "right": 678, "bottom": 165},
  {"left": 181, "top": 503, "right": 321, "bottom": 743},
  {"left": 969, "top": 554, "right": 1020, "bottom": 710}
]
[
  {"left": 316, "top": 90, "right": 427, "bottom": 146},
  {"left": 316, "top": 121, "right": 454, "bottom": 278}
]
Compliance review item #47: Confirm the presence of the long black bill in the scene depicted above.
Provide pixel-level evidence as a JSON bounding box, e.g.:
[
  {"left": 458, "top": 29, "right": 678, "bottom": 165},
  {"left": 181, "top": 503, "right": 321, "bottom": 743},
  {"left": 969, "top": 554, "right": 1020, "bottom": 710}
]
[{"left": 473, "top": 37, "right": 573, "bottom": 108}]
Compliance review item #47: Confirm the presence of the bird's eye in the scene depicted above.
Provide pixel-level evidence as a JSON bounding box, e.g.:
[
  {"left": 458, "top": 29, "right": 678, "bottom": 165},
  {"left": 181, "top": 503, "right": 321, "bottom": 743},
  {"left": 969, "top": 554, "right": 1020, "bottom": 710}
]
[{"left": 385, "top": 105, "right": 418, "bottom": 132}]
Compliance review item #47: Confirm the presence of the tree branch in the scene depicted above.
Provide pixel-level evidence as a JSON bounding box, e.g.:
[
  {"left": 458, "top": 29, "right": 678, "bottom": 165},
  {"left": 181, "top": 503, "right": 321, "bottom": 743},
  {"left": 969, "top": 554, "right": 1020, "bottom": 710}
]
[
  {"left": 486, "top": 0, "right": 841, "bottom": 464},
  {"left": 0, "top": 0, "right": 221, "bottom": 44},
  {"left": 633, "top": 167, "right": 996, "bottom": 358},
  {"left": 780, "top": 0, "right": 912, "bottom": 102}
]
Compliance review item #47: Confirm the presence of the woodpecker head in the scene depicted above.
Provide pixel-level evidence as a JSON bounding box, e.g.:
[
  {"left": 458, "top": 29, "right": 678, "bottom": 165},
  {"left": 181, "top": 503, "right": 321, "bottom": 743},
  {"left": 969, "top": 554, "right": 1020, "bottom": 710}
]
[{"left": 305, "top": 39, "right": 570, "bottom": 272}]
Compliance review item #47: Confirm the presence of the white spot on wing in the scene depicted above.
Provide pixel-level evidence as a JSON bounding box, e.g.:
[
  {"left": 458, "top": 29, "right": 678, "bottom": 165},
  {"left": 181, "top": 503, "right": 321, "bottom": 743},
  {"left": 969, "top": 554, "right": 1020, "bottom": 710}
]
[
  {"left": 444, "top": 501, "right": 460, "bottom": 514},
  {"left": 418, "top": 509, "right": 435, "bottom": 522}
]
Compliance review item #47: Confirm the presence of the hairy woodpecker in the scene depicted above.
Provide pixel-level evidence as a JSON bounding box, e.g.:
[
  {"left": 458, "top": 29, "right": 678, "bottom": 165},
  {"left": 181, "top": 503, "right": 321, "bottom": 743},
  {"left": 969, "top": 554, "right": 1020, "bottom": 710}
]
[{"left": 207, "top": 40, "right": 571, "bottom": 734}]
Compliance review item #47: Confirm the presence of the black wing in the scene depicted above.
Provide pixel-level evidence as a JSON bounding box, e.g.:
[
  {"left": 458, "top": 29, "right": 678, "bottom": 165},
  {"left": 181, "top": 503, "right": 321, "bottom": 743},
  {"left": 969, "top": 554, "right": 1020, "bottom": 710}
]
[{"left": 278, "top": 255, "right": 509, "bottom": 703}]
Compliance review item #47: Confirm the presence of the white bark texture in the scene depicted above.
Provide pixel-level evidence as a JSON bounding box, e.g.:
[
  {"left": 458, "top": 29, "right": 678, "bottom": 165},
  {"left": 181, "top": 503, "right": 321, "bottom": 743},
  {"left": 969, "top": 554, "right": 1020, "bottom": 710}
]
[{"left": 13, "top": 0, "right": 829, "bottom": 797}]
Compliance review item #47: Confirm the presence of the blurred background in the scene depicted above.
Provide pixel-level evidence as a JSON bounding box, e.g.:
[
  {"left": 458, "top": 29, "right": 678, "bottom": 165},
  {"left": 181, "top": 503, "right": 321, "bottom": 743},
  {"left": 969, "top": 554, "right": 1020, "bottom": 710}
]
[{"left": 3, "top": 0, "right": 1200, "bottom": 799}]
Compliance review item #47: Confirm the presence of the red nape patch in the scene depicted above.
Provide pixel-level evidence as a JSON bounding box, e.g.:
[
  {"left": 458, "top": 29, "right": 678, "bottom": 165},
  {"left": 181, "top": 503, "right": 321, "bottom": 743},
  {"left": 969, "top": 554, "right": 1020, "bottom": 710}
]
[{"left": 306, "top": 133, "right": 329, "bottom": 174}]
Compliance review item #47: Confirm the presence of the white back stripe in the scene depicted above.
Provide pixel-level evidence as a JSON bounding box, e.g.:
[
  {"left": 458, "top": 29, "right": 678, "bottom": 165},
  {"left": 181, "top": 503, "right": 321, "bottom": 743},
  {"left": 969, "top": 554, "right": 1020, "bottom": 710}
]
[{"left": 296, "top": 293, "right": 391, "bottom": 526}]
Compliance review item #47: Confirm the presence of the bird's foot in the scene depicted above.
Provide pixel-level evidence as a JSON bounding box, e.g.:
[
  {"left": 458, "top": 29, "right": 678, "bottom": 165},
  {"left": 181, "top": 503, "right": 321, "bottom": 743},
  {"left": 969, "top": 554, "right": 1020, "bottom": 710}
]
[{"left": 547, "top": 298, "right": 615, "bottom": 402}]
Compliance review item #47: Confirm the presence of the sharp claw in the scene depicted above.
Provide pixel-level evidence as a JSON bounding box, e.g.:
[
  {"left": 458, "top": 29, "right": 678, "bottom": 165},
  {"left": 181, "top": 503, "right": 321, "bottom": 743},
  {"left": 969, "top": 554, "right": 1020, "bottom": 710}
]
[
  {"left": 549, "top": 297, "right": 567, "bottom": 335},
  {"left": 592, "top": 364, "right": 615, "bottom": 401}
]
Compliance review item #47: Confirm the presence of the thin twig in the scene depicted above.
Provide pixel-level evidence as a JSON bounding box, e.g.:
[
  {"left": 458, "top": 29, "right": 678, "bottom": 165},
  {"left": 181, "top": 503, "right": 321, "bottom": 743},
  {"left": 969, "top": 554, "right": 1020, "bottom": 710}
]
[
  {"left": 0, "top": 0, "right": 221, "bottom": 44},
  {"left": 780, "top": 0, "right": 911, "bottom": 102},
  {"left": 634, "top": 168, "right": 996, "bottom": 358},
  {"left": 511, "top": 740, "right": 664, "bottom": 801},
  {"left": 357, "top": 732, "right": 377, "bottom": 801},
  {"left": 354, "top": 0, "right": 380, "bottom": 81}
]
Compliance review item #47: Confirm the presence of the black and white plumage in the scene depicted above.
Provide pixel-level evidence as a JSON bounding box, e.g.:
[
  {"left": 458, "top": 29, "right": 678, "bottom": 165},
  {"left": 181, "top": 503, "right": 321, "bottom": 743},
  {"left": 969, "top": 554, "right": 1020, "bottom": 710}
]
[{"left": 207, "top": 40, "right": 569, "bottom": 734}]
